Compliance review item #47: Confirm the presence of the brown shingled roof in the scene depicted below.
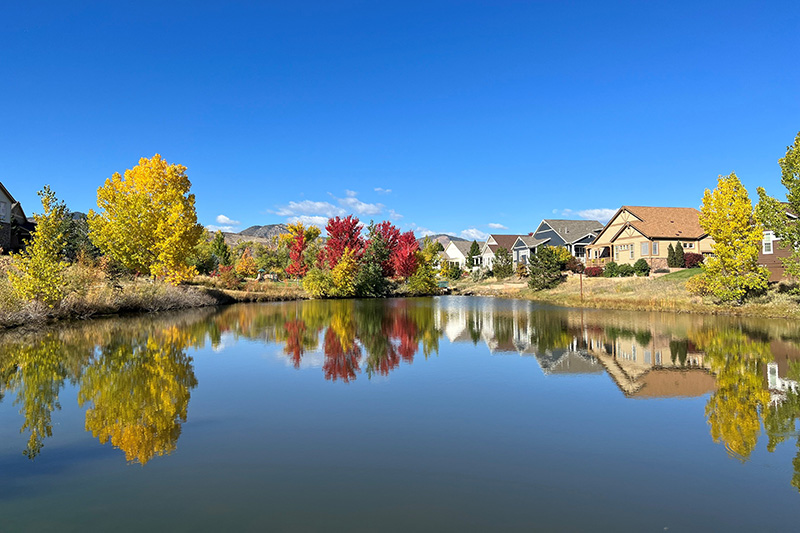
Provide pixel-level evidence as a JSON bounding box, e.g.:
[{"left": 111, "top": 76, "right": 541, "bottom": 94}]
[
  {"left": 623, "top": 206, "right": 706, "bottom": 239},
  {"left": 486, "top": 234, "right": 522, "bottom": 253}
]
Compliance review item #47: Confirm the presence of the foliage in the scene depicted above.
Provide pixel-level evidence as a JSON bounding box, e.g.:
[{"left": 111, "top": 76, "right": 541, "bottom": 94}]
[
  {"left": 603, "top": 261, "right": 619, "bottom": 277},
  {"left": 62, "top": 212, "right": 100, "bottom": 262},
  {"left": 355, "top": 223, "right": 392, "bottom": 297},
  {"left": 210, "top": 231, "right": 232, "bottom": 266},
  {"left": 8, "top": 186, "right": 68, "bottom": 306},
  {"left": 584, "top": 266, "right": 603, "bottom": 277},
  {"left": 302, "top": 268, "right": 336, "bottom": 298},
  {"left": 686, "top": 273, "right": 712, "bottom": 296},
  {"left": 527, "top": 246, "right": 564, "bottom": 291},
  {"left": 372, "top": 221, "right": 401, "bottom": 277},
  {"left": 633, "top": 258, "right": 650, "bottom": 277},
  {"left": 467, "top": 240, "right": 481, "bottom": 269},
  {"left": 254, "top": 240, "right": 289, "bottom": 276},
  {"left": 214, "top": 265, "right": 242, "bottom": 290},
  {"left": 323, "top": 215, "right": 364, "bottom": 269},
  {"left": 189, "top": 230, "right": 217, "bottom": 275},
  {"left": 699, "top": 172, "right": 769, "bottom": 303},
  {"left": 331, "top": 247, "right": 358, "bottom": 297},
  {"left": 565, "top": 256, "right": 584, "bottom": 274},
  {"left": 236, "top": 248, "right": 257, "bottom": 277},
  {"left": 617, "top": 264, "right": 635, "bottom": 277},
  {"left": 516, "top": 260, "right": 529, "bottom": 278},
  {"left": 667, "top": 243, "right": 676, "bottom": 267},
  {"left": 684, "top": 252, "right": 704, "bottom": 269},
  {"left": 756, "top": 131, "right": 800, "bottom": 279},
  {"left": 88, "top": 154, "right": 203, "bottom": 285},
  {"left": 550, "top": 246, "right": 572, "bottom": 270},
  {"left": 407, "top": 238, "right": 439, "bottom": 295},
  {"left": 674, "top": 242, "right": 685, "bottom": 268},
  {"left": 393, "top": 231, "right": 419, "bottom": 279},
  {"left": 470, "top": 267, "right": 489, "bottom": 282},
  {"left": 283, "top": 222, "right": 320, "bottom": 279},
  {"left": 493, "top": 247, "right": 513, "bottom": 279}
]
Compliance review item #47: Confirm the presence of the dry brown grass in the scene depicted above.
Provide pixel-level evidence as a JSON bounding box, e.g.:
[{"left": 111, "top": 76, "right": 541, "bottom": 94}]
[{"left": 453, "top": 273, "right": 800, "bottom": 318}]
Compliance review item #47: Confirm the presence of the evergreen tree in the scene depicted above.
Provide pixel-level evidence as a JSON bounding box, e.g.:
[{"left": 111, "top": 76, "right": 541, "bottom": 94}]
[
  {"left": 667, "top": 243, "right": 676, "bottom": 267},
  {"left": 493, "top": 247, "right": 513, "bottom": 279},
  {"left": 674, "top": 242, "right": 685, "bottom": 268},
  {"left": 467, "top": 240, "right": 481, "bottom": 269},
  {"left": 527, "top": 246, "right": 564, "bottom": 291},
  {"left": 355, "top": 223, "right": 392, "bottom": 297},
  {"left": 211, "top": 231, "right": 232, "bottom": 266}
]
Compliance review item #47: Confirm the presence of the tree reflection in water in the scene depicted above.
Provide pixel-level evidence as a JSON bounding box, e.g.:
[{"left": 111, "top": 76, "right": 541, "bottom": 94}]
[{"left": 3, "top": 297, "right": 800, "bottom": 490}]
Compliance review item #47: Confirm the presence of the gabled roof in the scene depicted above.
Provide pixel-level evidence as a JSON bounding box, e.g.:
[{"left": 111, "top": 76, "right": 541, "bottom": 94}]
[
  {"left": 445, "top": 240, "right": 473, "bottom": 259},
  {"left": 594, "top": 206, "right": 706, "bottom": 243},
  {"left": 541, "top": 219, "right": 603, "bottom": 243},
  {"left": 482, "top": 234, "right": 521, "bottom": 254},
  {"left": 0, "top": 181, "right": 17, "bottom": 203},
  {"left": 513, "top": 235, "right": 550, "bottom": 249}
]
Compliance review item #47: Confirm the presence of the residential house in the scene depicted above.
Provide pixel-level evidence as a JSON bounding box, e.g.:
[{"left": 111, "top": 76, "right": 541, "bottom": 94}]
[
  {"left": 586, "top": 206, "right": 713, "bottom": 268},
  {"left": 512, "top": 219, "right": 603, "bottom": 266},
  {"left": 443, "top": 240, "right": 481, "bottom": 270},
  {"left": 480, "top": 234, "right": 521, "bottom": 271},
  {"left": 0, "top": 181, "right": 33, "bottom": 253},
  {"left": 759, "top": 207, "right": 797, "bottom": 282}
]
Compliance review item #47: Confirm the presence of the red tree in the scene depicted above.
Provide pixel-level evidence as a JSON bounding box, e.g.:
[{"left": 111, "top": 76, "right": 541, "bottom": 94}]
[
  {"left": 392, "top": 231, "right": 419, "bottom": 278},
  {"left": 286, "top": 231, "right": 308, "bottom": 278},
  {"left": 322, "top": 328, "right": 361, "bottom": 382},
  {"left": 324, "top": 215, "right": 364, "bottom": 268}
]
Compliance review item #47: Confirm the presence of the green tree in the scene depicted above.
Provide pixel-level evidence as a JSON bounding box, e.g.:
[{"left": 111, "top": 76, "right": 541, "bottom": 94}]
[
  {"left": 467, "top": 240, "right": 481, "bottom": 269},
  {"left": 8, "top": 186, "right": 68, "bottom": 306},
  {"left": 407, "top": 238, "right": 439, "bottom": 295},
  {"left": 698, "top": 172, "right": 769, "bottom": 303},
  {"left": 210, "top": 231, "right": 232, "bottom": 266},
  {"left": 355, "top": 223, "right": 392, "bottom": 297},
  {"left": 88, "top": 155, "right": 203, "bottom": 284},
  {"left": 667, "top": 243, "right": 676, "bottom": 267},
  {"left": 527, "top": 246, "right": 563, "bottom": 291},
  {"left": 756, "top": 131, "right": 800, "bottom": 279},
  {"left": 674, "top": 241, "right": 685, "bottom": 268},
  {"left": 493, "top": 247, "right": 513, "bottom": 279}
]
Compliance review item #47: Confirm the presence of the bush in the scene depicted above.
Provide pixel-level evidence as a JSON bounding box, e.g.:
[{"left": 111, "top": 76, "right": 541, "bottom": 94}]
[
  {"left": 303, "top": 268, "right": 336, "bottom": 298},
  {"left": 633, "top": 258, "right": 650, "bottom": 277},
  {"left": 447, "top": 264, "right": 463, "bottom": 280},
  {"left": 603, "top": 262, "right": 619, "bottom": 277},
  {"left": 686, "top": 273, "right": 712, "bottom": 296},
  {"left": 471, "top": 267, "right": 489, "bottom": 282},
  {"left": 565, "top": 256, "right": 584, "bottom": 274},
  {"left": 653, "top": 268, "right": 670, "bottom": 274},
  {"left": 617, "top": 264, "right": 635, "bottom": 277},
  {"left": 214, "top": 265, "right": 242, "bottom": 290},
  {"left": 584, "top": 266, "right": 603, "bottom": 277},
  {"left": 684, "top": 253, "right": 704, "bottom": 269}
]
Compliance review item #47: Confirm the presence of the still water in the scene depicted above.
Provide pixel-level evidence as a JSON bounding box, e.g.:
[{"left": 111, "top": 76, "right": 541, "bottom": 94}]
[{"left": 1, "top": 296, "right": 799, "bottom": 531}]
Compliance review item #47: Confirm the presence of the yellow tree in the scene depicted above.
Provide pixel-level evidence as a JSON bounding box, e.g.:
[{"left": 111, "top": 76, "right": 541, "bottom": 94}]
[
  {"left": 9, "top": 186, "right": 69, "bottom": 306},
  {"left": 236, "top": 248, "right": 257, "bottom": 277},
  {"left": 698, "top": 172, "right": 769, "bottom": 303},
  {"left": 88, "top": 155, "right": 203, "bottom": 285}
]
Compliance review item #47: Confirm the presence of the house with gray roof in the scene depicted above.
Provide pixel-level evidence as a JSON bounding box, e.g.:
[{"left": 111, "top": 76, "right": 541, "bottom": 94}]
[
  {"left": 442, "top": 240, "right": 476, "bottom": 270},
  {"left": 513, "top": 219, "right": 603, "bottom": 266}
]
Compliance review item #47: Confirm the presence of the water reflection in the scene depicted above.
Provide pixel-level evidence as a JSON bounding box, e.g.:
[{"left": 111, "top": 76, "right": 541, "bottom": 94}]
[{"left": 1, "top": 297, "right": 800, "bottom": 492}]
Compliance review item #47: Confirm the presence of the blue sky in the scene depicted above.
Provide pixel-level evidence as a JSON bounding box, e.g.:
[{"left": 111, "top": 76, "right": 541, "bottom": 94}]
[{"left": 2, "top": 1, "right": 798, "bottom": 240}]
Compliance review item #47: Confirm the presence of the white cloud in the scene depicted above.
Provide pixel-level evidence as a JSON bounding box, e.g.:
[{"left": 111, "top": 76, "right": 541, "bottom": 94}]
[
  {"left": 345, "top": 189, "right": 358, "bottom": 197},
  {"left": 205, "top": 224, "right": 238, "bottom": 233},
  {"left": 216, "top": 214, "right": 240, "bottom": 226},
  {"left": 576, "top": 208, "right": 616, "bottom": 223},
  {"left": 374, "top": 187, "right": 392, "bottom": 194},
  {"left": 338, "top": 196, "right": 384, "bottom": 216},
  {"left": 290, "top": 215, "right": 329, "bottom": 228},
  {"left": 275, "top": 200, "right": 346, "bottom": 218},
  {"left": 460, "top": 228, "right": 489, "bottom": 241},
  {"left": 388, "top": 209, "right": 403, "bottom": 220},
  {"left": 488, "top": 222, "right": 507, "bottom": 229}
]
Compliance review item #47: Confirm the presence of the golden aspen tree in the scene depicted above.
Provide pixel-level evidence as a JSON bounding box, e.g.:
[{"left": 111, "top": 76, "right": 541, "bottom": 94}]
[
  {"left": 698, "top": 172, "right": 768, "bottom": 303},
  {"left": 88, "top": 155, "right": 203, "bottom": 285}
]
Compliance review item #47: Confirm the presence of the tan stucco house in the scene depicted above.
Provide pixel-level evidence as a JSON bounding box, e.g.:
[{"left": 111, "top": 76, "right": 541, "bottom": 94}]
[{"left": 586, "top": 206, "right": 714, "bottom": 269}]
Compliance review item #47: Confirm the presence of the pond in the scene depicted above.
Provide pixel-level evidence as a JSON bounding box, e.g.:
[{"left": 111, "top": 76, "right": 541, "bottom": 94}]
[{"left": 1, "top": 296, "right": 799, "bottom": 531}]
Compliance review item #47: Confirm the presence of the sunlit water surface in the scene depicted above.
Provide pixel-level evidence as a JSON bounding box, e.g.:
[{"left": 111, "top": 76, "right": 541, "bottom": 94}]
[{"left": 1, "top": 296, "right": 800, "bottom": 531}]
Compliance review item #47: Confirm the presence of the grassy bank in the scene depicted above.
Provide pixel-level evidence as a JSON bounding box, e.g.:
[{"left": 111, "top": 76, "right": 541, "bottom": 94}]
[{"left": 451, "top": 272, "right": 800, "bottom": 319}]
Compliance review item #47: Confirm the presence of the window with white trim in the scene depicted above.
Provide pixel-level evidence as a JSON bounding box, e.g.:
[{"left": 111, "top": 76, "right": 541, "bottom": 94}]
[
  {"left": 641, "top": 242, "right": 649, "bottom": 256},
  {"left": 682, "top": 242, "right": 694, "bottom": 249},
  {"left": 763, "top": 231, "right": 774, "bottom": 254},
  {"left": 652, "top": 242, "right": 659, "bottom": 255}
]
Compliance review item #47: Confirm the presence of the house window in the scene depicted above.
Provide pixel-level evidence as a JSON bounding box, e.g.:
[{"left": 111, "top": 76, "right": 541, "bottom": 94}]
[
  {"left": 613, "top": 246, "right": 618, "bottom": 261},
  {"left": 652, "top": 242, "right": 659, "bottom": 255},
  {"left": 641, "top": 242, "right": 649, "bottom": 256},
  {"left": 763, "top": 231, "right": 774, "bottom": 254},
  {"left": 630, "top": 247, "right": 634, "bottom": 259},
  {"left": 682, "top": 242, "right": 694, "bottom": 249}
]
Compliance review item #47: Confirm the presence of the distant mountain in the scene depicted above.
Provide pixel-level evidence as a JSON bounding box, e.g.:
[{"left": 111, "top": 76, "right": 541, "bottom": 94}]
[
  {"left": 238, "top": 224, "right": 289, "bottom": 240},
  {"left": 417, "top": 234, "right": 468, "bottom": 248}
]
